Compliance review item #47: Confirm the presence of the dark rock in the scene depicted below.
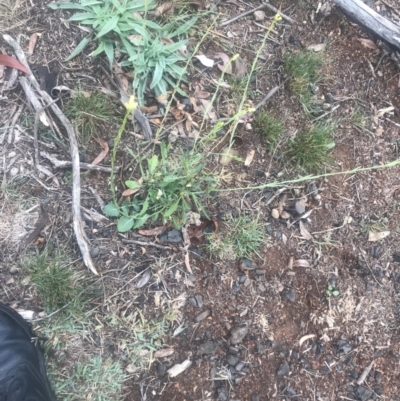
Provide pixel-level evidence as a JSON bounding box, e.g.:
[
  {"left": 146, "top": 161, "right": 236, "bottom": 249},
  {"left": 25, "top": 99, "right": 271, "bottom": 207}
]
[
  {"left": 229, "top": 346, "right": 239, "bottom": 355},
  {"left": 227, "top": 355, "right": 239, "bottom": 366},
  {"left": 266, "top": 224, "right": 273, "bottom": 235},
  {"left": 285, "top": 387, "right": 296, "bottom": 397},
  {"left": 325, "top": 93, "right": 334, "bottom": 104},
  {"left": 241, "top": 258, "right": 258, "bottom": 270},
  {"left": 217, "top": 387, "right": 228, "bottom": 401},
  {"left": 159, "top": 229, "right": 182, "bottom": 243},
  {"left": 336, "top": 77, "right": 345, "bottom": 89},
  {"left": 371, "top": 246, "right": 380, "bottom": 259},
  {"left": 196, "top": 340, "right": 220, "bottom": 356},
  {"left": 90, "top": 247, "right": 100, "bottom": 258},
  {"left": 375, "top": 371, "right": 382, "bottom": 383},
  {"left": 355, "top": 386, "right": 373, "bottom": 401},
  {"left": 235, "top": 362, "right": 244, "bottom": 371},
  {"left": 189, "top": 295, "right": 203, "bottom": 308},
  {"left": 308, "top": 182, "right": 318, "bottom": 196},
  {"left": 291, "top": 349, "right": 299, "bottom": 360},
  {"left": 229, "top": 325, "right": 249, "bottom": 345},
  {"left": 263, "top": 191, "right": 273, "bottom": 201},
  {"left": 288, "top": 35, "right": 300, "bottom": 46},
  {"left": 255, "top": 170, "right": 265, "bottom": 178},
  {"left": 156, "top": 362, "right": 167, "bottom": 376},
  {"left": 335, "top": 339, "right": 352, "bottom": 355},
  {"left": 274, "top": 231, "right": 282, "bottom": 240},
  {"left": 252, "top": 396, "right": 260, "bottom": 401},
  {"left": 374, "top": 386, "right": 383, "bottom": 396},
  {"left": 107, "top": 139, "right": 114, "bottom": 149},
  {"left": 194, "top": 310, "right": 210, "bottom": 322},
  {"left": 281, "top": 288, "right": 296, "bottom": 302},
  {"left": 277, "top": 361, "right": 290, "bottom": 376},
  {"left": 393, "top": 253, "right": 400, "bottom": 263}
]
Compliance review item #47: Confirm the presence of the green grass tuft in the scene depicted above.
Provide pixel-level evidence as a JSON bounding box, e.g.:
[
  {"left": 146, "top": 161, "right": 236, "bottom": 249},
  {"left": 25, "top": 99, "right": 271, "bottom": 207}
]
[
  {"left": 284, "top": 51, "right": 323, "bottom": 104},
  {"left": 207, "top": 216, "right": 265, "bottom": 260},
  {"left": 65, "top": 92, "right": 114, "bottom": 143},
  {"left": 48, "top": 356, "right": 127, "bottom": 401},
  {"left": 24, "top": 251, "right": 86, "bottom": 313},
  {"left": 288, "top": 122, "right": 335, "bottom": 172},
  {"left": 253, "top": 111, "right": 284, "bottom": 150}
]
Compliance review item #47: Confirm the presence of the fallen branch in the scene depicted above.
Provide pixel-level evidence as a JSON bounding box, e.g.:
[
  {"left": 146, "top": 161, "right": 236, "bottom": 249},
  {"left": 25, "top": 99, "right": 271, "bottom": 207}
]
[
  {"left": 220, "top": 3, "right": 294, "bottom": 27},
  {"left": 332, "top": 0, "right": 400, "bottom": 51},
  {"left": 3, "top": 34, "right": 99, "bottom": 276},
  {"left": 40, "top": 151, "right": 120, "bottom": 173}
]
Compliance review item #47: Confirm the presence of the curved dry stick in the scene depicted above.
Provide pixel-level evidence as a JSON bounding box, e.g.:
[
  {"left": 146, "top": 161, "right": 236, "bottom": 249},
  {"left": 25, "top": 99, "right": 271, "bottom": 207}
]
[{"left": 3, "top": 34, "right": 98, "bottom": 275}]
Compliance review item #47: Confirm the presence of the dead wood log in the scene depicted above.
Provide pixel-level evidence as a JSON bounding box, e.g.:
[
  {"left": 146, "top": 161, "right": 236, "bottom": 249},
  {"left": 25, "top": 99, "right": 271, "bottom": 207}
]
[{"left": 331, "top": 0, "right": 400, "bottom": 51}]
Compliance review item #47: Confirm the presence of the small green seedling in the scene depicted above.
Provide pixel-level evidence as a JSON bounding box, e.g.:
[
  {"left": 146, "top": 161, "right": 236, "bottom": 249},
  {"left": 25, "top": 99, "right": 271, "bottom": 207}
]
[
  {"left": 326, "top": 285, "right": 339, "bottom": 297},
  {"left": 253, "top": 111, "right": 283, "bottom": 151}
]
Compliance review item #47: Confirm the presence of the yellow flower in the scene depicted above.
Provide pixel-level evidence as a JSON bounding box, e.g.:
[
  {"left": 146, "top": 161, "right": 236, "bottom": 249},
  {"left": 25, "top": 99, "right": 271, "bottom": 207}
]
[{"left": 124, "top": 95, "right": 137, "bottom": 112}]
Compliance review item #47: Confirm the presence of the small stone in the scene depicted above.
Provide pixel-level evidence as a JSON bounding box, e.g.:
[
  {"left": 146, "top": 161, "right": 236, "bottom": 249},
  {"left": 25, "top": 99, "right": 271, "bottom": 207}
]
[
  {"left": 263, "top": 191, "right": 273, "bottom": 201},
  {"left": 189, "top": 295, "right": 203, "bottom": 308},
  {"left": 314, "top": 194, "right": 321, "bottom": 201},
  {"left": 156, "top": 362, "right": 167, "bottom": 376},
  {"left": 288, "top": 35, "right": 300, "bottom": 46},
  {"left": 280, "top": 211, "right": 290, "bottom": 219},
  {"left": 308, "top": 182, "right": 318, "bottom": 196},
  {"left": 281, "top": 288, "right": 296, "bottom": 302},
  {"left": 375, "top": 371, "right": 382, "bottom": 383},
  {"left": 355, "top": 386, "right": 373, "bottom": 401},
  {"left": 9, "top": 266, "right": 19, "bottom": 274},
  {"left": 107, "top": 139, "right": 114, "bottom": 149},
  {"left": 371, "top": 246, "right": 380, "bottom": 259},
  {"left": 271, "top": 208, "right": 280, "bottom": 219},
  {"left": 229, "top": 325, "right": 249, "bottom": 345},
  {"left": 194, "top": 310, "right": 210, "bottom": 322},
  {"left": 227, "top": 355, "right": 239, "bottom": 366},
  {"left": 235, "top": 362, "right": 244, "bottom": 371},
  {"left": 217, "top": 387, "right": 228, "bottom": 401},
  {"left": 393, "top": 252, "right": 400, "bottom": 262},
  {"left": 90, "top": 247, "right": 100, "bottom": 258},
  {"left": 253, "top": 10, "right": 265, "bottom": 21},
  {"left": 277, "top": 361, "right": 290, "bottom": 376},
  {"left": 196, "top": 340, "right": 219, "bottom": 356},
  {"left": 325, "top": 93, "right": 334, "bottom": 104},
  {"left": 374, "top": 386, "right": 383, "bottom": 396},
  {"left": 159, "top": 229, "right": 182, "bottom": 243},
  {"left": 241, "top": 258, "right": 258, "bottom": 270},
  {"left": 295, "top": 199, "right": 307, "bottom": 215},
  {"left": 334, "top": 339, "right": 352, "bottom": 355},
  {"left": 266, "top": 224, "right": 273, "bottom": 235},
  {"left": 336, "top": 77, "right": 345, "bottom": 89}
]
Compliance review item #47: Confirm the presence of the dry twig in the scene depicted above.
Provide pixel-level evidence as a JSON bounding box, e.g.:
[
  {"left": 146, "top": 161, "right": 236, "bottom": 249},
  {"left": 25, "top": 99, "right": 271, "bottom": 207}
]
[{"left": 3, "top": 34, "right": 98, "bottom": 275}]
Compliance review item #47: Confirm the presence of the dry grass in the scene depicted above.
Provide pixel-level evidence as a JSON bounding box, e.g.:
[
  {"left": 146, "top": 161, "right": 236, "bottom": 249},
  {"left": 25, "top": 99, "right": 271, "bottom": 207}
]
[{"left": 0, "top": 0, "right": 28, "bottom": 30}]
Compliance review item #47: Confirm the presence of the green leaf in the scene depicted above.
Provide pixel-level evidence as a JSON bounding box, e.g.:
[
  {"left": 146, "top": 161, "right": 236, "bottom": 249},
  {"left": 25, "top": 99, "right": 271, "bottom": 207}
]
[
  {"left": 68, "top": 12, "right": 97, "bottom": 22},
  {"left": 91, "top": 41, "right": 105, "bottom": 57},
  {"left": 163, "top": 202, "right": 179, "bottom": 218},
  {"left": 332, "top": 290, "right": 340, "bottom": 297},
  {"left": 64, "top": 35, "right": 92, "bottom": 61},
  {"left": 95, "top": 15, "right": 119, "bottom": 38},
  {"left": 103, "top": 202, "right": 120, "bottom": 217},
  {"left": 117, "top": 216, "right": 135, "bottom": 232},
  {"left": 139, "top": 198, "right": 149, "bottom": 216},
  {"left": 125, "top": 180, "right": 141, "bottom": 189},
  {"left": 167, "top": 17, "right": 197, "bottom": 38},
  {"left": 326, "top": 142, "right": 336, "bottom": 149},
  {"left": 48, "top": 2, "right": 87, "bottom": 10},
  {"left": 103, "top": 41, "right": 114, "bottom": 66},
  {"left": 150, "top": 62, "right": 163, "bottom": 89},
  {"left": 148, "top": 155, "right": 158, "bottom": 175}
]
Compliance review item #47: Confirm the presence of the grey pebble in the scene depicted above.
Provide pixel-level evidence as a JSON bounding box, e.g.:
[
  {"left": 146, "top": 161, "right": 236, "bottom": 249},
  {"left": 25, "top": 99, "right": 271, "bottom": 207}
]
[
  {"left": 277, "top": 361, "right": 290, "bottom": 376},
  {"left": 9, "top": 266, "right": 19, "bottom": 274},
  {"left": 189, "top": 295, "right": 203, "bottom": 308},
  {"left": 194, "top": 310, "right": 210, "bottom": 322},
  {"left": 90, "top": 247, "right": 100, "bottom": 258},
  {"left": 229, "top": 325, "right": 249, "bottom": 345},
  {"left": 281, "top": 288, "right": 296, "bottom": 302},
  {"left": 196, "top": 340, "right": 220, "bottom": 356},
  {"left": 325, "top": 93, "right": 334, "bottom": 104},
  {"left": 241, "top": 258, "right": 258, "bottom": 270},
  {"left": 217, "top": 387, "right": 228, "bottom": 401},
  {"left": 227, "top": 355, "right": 239, "bottom": 366},
  {"left": 295, "top": 200, "right": 306, "bottom": 215},
  {"left": 355, "top": 386, "right": 373, "bottom": 401},
  {"left": 235, "top": 362, "right": 244, "bottom": 371},
  {"left": 159, "top": 229, "right": 182, "bottom": 243}
]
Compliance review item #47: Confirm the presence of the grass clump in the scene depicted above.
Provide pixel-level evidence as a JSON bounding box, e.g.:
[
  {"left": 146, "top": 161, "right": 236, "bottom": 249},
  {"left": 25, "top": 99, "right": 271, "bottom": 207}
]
[
  {"left": 104, "top": 143, "right": 216, "bottom": 231},
  {"left": 65, "top": 92, "right": 114, "bottom": 143},
  {"left": 48, "top": 356, "right": 126, "bottom": 401},
  {"left": 284, "top": 51, "right": 323, "bottom": 104},
  {"left": 288, "top": 122, "right": 335, "bottom": 172},
  {"left": 207, "top": 216, "right": 265, "bottom": 260},
  {"left": 24, "top": 251, "right": 86, "bottom": 313},
  {"left": 253, "top": 111, "right": 283, "bottom": 150}
]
